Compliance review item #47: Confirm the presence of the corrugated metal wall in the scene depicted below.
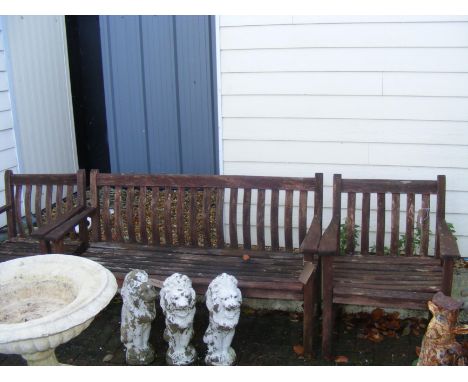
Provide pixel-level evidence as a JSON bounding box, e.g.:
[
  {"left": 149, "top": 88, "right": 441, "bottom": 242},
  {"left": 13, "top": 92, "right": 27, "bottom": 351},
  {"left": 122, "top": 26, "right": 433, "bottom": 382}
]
[
  {"left": 3, "top": 16, "right": 78, "bottom": 174},
  {"left": 100, "top": 16, "right": 218, "bottom": 174}
]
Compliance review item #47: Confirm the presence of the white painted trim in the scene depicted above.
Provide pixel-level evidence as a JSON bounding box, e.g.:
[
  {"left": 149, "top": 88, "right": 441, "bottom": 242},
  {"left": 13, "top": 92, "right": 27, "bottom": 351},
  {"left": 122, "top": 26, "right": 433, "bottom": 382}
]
[
  {"left": 58, "top": 16, "right": 78, "bottom": 171},
  {"left": 215, "top": 15, "right": 224, "bottom": 175},
  {"left": 1, "top": 16, "right": 21, "bottom": 174}
]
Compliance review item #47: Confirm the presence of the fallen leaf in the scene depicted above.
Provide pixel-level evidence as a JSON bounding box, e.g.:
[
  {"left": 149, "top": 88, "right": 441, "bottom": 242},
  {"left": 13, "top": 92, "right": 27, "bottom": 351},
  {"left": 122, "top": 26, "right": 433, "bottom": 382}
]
[
  {"left": 371, "top": 308, "right": 385, "bottom": 321},
  {"left": 335, "top": 355, "right": 349, "bottom": 364},
  {"left": 242, "top": 254, "right": 250, "bottom": 261},
  {"left": 415, "top": 346, "right": 421, "bottom": 357},
  {"left": 102, "top": 353, "right": 113, "bottom": 362},
  {"left": 411, "top": 329, "right": 420, "bottom": 337},
  {"left": 293, "top": 344, "right": 304, "bottom": 356},
  {"left": 402, "top": 325, "right": 411, "bottom": 336}
]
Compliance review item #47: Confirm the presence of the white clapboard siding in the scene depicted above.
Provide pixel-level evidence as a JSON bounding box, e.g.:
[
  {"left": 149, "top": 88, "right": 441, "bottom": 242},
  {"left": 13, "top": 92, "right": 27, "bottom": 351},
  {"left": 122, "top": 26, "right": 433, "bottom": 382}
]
[
  {"left": 3, "top": 16, "right": 77, "bottom": 174},
  {"left": 383, "top": 73, "right": 468, "bottom": 96},
  {"left": 221, "top": 22, "right": 468, "bottom": 49},
  {"left": 219, "top": 16, "right": 468, "bottom": 254},
  {"left": 0, "top": 72, "right": 7, "bottom": 91},
  {"left": 222, "top": 72, "right": 383, "bottom": 96},
  {"left": 223, "top": 119, "right": 468, "bottom": 145},
  {"left": 221, "top": 48, "right": 468, "bottom": 73},
  {"left": 223, "top": 95, "right": 468, "bottom": 121},
  {"left": 0, "top": 18, "right": 18, "bottom": 228}
]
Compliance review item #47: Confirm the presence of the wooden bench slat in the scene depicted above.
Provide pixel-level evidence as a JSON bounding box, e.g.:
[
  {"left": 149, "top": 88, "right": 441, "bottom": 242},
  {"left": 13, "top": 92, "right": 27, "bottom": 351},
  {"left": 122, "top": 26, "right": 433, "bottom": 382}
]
[
  {"left": 151, "top": 187, "right": 160, "bottom": 245},
  {"left": 298, "top": 190, "right": 307, "bottom": 244},
  {"left": 243, "top": 188, "right": 251, "bottom": 249},
  {"left": 215, "top": 188, "right": 224, "bottom": 248},
  {"left": 390, "top": 193, "right": 400, "bottom": 255},
  {"left": 346, "top": 192, "right": 356, "bottom": 254},
  {"left": 56, "top": 184, "right": 63, "bottom": 217},
  {"left": 139, "top": 186, "right": 148, "bottom": 244},
  {"left": 35, "top": 184, "right": 43, "bottom": 228},
  {"left": 229, "top": 188, "right": 238, "bottom": 248},
  {"left": 164, "top": 187, "right": 173, "bottom": 246},
  {"left": 284, "top": 189, "right": 293, "bottom": 251},
  {"left": 202, "top": 188, "right": 211, "bottom": 248},
  {"left": 257, "top": 189, "right": 265, "bottom": 250},
  {"left": 15, "top": 184, "right": 24, "bottom": 237},
  {"left": 24, "top": 184, "right": 33, "bottom": 235},
  {"left": 45, "top": 184, "right": 53, "bottom": 225},
  {"left": 126, "top": 186, "right": 136, "bottom": 242},
  {"left": 114, "top": 186, "right": 123, "bottom": 242},
  {"left": 270, "top": 189, "right": 279, "bottom": 251},
  {"left": 360, "top": 192, "right": 370, "bottom": 255},
  {"left": 420, "top": 194, "right": 430, "bottom": 256},
  {"left": 376, "top": 193, "right": 385, "bottom": 255},
  {"left": 189, "top": 188, "right": 197, "bottom": 246},
  {"left": 175, "top": 187, "right": 184, "bottom": 246},
  {"left": 405, "top": 193, "right": 415, "bottom": 256},
  {"left": 102, "top": 185, "right": 112, "bottom": 241}
]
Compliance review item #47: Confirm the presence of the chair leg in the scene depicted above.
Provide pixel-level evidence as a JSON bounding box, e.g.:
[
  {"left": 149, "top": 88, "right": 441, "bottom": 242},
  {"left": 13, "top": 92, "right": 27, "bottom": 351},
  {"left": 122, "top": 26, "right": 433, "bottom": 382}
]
[
  {"left": 321, "top": 256, "right": 334, "bottom": 360},
  {"left": 303, "top": 271, "right": 317, "bottom": 357}
]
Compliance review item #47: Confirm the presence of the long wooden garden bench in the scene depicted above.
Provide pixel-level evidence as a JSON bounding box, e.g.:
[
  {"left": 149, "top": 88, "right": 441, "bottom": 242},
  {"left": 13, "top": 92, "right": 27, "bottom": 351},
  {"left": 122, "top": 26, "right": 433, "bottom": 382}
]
[
  {"left": 318, "top": 174, "right": 460, "bottom": 359},
  {"left": 34, "top": 170, "right": 324, "bottom": 356},
  {"left": 0, "top": 170, "right": 92, "bottom": 257}
]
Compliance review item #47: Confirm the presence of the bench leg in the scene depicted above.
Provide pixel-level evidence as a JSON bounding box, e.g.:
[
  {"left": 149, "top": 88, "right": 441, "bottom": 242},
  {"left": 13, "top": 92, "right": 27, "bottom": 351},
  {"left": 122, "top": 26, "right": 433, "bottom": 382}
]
[
  {"left": 303, "top": 270, "right": 317, "bottom": 357},
  {"left": 321, "top": 256, "right": 334, "bottom": 360},
  {"left": 39, "top": 239, "right": 52, "bottom": 254},
  {"left": 51, "top": 240, "right": 65, "bottom": 254}
]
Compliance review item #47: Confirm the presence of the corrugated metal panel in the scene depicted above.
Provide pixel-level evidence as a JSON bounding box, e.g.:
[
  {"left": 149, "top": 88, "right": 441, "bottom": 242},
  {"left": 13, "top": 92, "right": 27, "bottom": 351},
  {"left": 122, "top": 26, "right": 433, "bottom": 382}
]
[
  {"left": 100, "top": 15, "right": 218, "bottom": 174},
  {"left": 3, "top": 16, "right": 78, "bottom": 174}
]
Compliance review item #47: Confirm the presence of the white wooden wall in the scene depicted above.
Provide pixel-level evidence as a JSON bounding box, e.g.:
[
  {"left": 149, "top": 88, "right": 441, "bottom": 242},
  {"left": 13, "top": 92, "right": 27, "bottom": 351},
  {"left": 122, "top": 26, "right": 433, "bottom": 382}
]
[
  {"left": 2, "top": 16, "right": 77, "bottom": 175},
  {"left": 218, "top": 16, "right": 468, "bottom": 254},
  {"left": 0, "top": 18, "right": 19, "bottom": 227}
]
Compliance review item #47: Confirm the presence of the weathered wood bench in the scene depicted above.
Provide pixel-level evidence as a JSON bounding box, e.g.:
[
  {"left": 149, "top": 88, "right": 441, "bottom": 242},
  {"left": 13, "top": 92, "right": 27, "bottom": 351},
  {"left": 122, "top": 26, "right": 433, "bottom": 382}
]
[
  {"left": 40, "top": 170, "right": 324, "bottom": 356},
  {"left": 0, "top": 170, "right": 92, "bottom": 257},
  {"left": 318, "top": 174, "right": 460, "bottom": 359}
]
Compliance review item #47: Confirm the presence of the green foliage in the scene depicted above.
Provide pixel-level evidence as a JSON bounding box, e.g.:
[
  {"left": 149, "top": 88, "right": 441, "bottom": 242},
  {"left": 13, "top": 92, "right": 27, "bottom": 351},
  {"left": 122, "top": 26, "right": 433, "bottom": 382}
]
[{"left": 339, "top": 219, "right": 360, "bottom": 254}]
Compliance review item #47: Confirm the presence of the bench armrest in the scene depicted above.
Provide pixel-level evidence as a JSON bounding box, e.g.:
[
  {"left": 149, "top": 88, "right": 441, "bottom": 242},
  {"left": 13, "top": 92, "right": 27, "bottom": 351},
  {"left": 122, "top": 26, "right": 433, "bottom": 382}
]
[
  {"left": 44, "top": 207, "right": 96, "bottom": 242},
  {"left": 0, "top": 204, "right": 11, "bottom": 215},
  {"left": 438, "top": 219, "right": 460, "bottom": 259},
  {"left": 318, "top": 218, "right": 340, "bottom": 256},
  {"left": 299, "top": 216, "right": 321, "bottom": 254},
  {"left": 31, "top": 205, "right": 86, "bottom": 239}
]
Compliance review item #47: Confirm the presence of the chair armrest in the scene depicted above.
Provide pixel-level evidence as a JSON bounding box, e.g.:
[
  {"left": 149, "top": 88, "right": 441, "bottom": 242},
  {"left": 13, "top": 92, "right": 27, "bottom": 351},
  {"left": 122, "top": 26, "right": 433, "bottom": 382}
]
[
  {"left": 0, "top": 204, "right": 11, "bottom": 215},
  {"left": 318, "top": 218, "right": 340, "bottom": 256},
  {"left": 299, "top": 216, "right": 321, "bottom": 254},
  {"left": 31, "top": 205, "right": 86, "bottom": 239},
  {"left": 44, "top": 207, "right": 96, "bottom": 242},
  {"left": 438, "top": 219, "right": 460, "bottom": 259}
]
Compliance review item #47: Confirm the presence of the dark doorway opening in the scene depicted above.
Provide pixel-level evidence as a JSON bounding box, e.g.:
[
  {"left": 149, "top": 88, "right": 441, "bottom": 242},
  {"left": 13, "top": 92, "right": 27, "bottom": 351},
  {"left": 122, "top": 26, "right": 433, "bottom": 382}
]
[{"left": 65, "top": 16, "right": 110, "bottom": 173}]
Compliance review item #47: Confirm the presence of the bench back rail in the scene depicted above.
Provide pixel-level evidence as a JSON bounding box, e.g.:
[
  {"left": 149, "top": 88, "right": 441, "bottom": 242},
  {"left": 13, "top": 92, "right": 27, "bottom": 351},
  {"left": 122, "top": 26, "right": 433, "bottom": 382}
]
[
  {"left": 333, "top": 175, "right": 445, "bottom": 257},
  {"left": 90, "top": 170, "right": 323, "bottom": 252},
  {"left": 4, "top": 170, "right": 86, "bottom": 239}
]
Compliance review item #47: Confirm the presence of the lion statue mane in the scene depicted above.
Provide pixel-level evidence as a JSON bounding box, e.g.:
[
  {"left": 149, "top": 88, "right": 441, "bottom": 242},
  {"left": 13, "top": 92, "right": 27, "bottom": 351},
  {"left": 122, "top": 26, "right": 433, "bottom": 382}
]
[
  {"left": 120, "top": 269, "right": 157, "bottom": 365},
  {"left": 160, "top": 273, "right": 197, "bottom": 365},
  {"left": 203, "top": 273, "right": 242, "bottom": 366}
]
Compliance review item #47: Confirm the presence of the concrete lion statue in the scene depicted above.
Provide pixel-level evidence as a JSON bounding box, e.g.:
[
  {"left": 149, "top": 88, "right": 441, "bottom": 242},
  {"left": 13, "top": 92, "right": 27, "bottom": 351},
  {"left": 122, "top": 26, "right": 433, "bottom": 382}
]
[
  {"left": 160, "top": 273, "right": 197, "bottom": 365},
  {"left": 203, "top": 273, "right": 242, "bottom": 366},
  {"left": 120, "top": 269, "right": 157, "bottom": 365}
]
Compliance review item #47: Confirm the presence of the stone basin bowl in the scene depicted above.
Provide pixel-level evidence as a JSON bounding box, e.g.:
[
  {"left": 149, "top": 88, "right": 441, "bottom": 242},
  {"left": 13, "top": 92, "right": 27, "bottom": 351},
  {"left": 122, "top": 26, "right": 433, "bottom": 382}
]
[{"left": 0, "top": 254, "right": 117, "bottom": 365}]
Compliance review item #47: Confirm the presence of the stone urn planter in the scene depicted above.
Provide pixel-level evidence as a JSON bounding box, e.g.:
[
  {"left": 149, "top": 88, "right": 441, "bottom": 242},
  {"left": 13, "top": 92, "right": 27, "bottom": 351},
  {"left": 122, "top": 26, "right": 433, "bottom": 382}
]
[{"left": 0, "top": 254, "right": 117, "bottom": 365}]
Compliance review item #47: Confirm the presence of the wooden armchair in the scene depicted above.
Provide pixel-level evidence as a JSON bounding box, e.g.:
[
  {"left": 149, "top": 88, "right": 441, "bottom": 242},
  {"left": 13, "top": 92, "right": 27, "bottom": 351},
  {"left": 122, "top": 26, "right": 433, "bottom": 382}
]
[
  {"left": 0, "top": 169, "right": 92, "bottom": 255},
  {"left": 319, "top": 174, "right": 460, "bottom": 359}
]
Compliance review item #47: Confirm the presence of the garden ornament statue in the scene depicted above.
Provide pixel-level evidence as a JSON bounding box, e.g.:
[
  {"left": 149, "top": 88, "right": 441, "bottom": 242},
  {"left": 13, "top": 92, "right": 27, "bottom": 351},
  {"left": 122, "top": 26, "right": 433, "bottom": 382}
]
[
  {"left": 417, "top": 291, "right": 468, "bottom": 366},
  {"left": 204, "top": 273, "right": 242, "bottom": 366},
  {"left": 120, "top": 269, "right": 157, "bottom": 365},
  {"left": 160, "top": 273, "right": 197, "bottom": 365}
]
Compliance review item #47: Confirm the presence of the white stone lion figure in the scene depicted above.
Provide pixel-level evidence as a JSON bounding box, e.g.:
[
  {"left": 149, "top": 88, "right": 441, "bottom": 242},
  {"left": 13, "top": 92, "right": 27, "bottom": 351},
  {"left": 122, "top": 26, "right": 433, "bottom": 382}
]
[
  {"left": 160, "top": 273, "right": 197, "bottom": 365},
  {"left": 120, "top": 269, "right": 157, "bottom": 365},
  {"left": 203, "top": 273, "right": 242, "bottom": 366}
]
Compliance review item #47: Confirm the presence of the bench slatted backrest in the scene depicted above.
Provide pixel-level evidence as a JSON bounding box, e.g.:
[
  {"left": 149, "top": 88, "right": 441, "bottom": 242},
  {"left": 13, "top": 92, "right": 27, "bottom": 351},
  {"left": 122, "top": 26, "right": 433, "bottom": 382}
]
[
  {"left": 333, "top": 174, "right": 445, "bottom": 257},
  {"left": 4, "top": 170, "right": 86, "bottom": 238},
  {"left": 90, "top": 170, "right": 323, "bottom": 252}
]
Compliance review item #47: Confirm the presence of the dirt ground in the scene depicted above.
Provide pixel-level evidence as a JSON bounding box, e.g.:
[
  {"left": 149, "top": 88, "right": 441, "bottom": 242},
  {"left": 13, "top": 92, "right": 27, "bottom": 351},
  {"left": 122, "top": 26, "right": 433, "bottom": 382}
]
[{"left": 4, "top": 295, "right": 466, "bottom": 366}]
